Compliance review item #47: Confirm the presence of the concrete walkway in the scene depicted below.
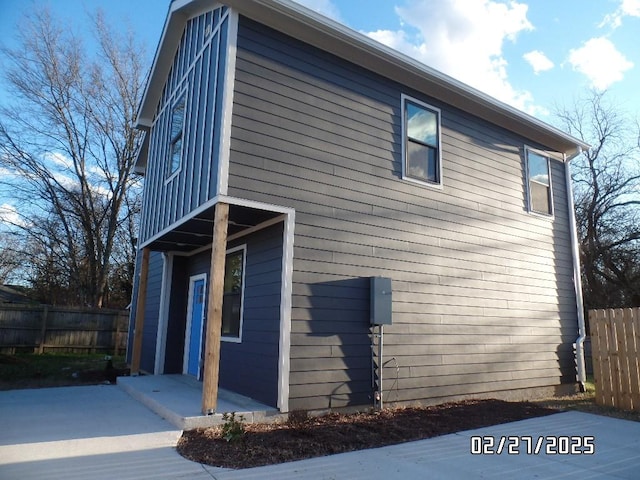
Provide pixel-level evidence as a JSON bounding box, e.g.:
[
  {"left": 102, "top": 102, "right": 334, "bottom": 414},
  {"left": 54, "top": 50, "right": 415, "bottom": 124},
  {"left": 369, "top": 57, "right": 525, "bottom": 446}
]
[
  {"left": 1, "top": 385, "right": 639, "bottom": 479},
  {"left": 117, "top": 375, "right": 280, "bottom": 429}
]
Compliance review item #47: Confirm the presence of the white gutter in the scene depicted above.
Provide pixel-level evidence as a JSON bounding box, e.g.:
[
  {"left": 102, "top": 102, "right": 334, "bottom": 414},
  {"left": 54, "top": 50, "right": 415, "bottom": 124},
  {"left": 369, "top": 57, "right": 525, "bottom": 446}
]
[{"left": 564, "top": 149, "right": 586, "bottom": 391}]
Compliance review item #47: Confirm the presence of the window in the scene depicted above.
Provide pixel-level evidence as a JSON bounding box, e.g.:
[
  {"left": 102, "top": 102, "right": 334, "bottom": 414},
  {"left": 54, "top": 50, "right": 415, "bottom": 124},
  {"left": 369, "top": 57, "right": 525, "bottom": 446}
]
[
  {"left": 221, "top": 246, "right": 245, "bottom": 340},
  {"left": 168, "top": 93, "right": 186, "bottom": 177},
  {"left": 402, "top": 95, "right": 442, "bottom": 186},
  {"left": 526, "top": 148, "right": 553, "bottom": 216}
]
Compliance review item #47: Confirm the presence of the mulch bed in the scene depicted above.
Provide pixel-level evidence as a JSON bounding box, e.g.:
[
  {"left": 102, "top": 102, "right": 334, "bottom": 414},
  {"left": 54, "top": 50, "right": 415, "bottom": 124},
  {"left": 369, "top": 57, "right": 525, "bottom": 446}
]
[{"left": 177, "top": 399, "right": 557, "bottom": 469}]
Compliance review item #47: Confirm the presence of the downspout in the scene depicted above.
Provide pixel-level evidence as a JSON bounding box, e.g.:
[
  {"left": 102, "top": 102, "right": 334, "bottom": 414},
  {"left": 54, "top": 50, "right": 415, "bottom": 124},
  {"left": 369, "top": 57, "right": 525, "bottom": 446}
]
[{"left": 564, "top": 149, "right": 586, "bottom": 392}]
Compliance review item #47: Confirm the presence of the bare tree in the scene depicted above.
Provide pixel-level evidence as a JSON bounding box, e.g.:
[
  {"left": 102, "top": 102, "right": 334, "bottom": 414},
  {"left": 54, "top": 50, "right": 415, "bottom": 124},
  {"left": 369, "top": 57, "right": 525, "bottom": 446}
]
[
  {"left": 0, "top": 8, "right": 145, "bottom": 307},
  {"left": 556, "top": 90, "right": 640, "bottom": 309},
  {"left": 0, "top": 232, "right": 24, "bottom": 284}
]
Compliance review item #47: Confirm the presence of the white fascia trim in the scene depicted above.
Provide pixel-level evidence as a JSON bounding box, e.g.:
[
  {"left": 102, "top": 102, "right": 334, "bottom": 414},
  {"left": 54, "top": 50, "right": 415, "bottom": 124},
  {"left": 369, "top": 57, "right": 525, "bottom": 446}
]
[
  {"left": 140, "top": 196, "right": 218, "bottom": 249},
  {"left": 565, "top": 158, "right": 587, "bottom": 390},
  {"left": 154, "top": 253, "right": 174, "bottom": 374},
  {"left": 219, "top": 195, "right": 295, "bottom": 215},
  {"left": 137, "top": 0, "right": 225, "bottom": 127},
  {"left": 141, "top": 195, "right": 296, "bottom": 250},
  {"left": 277, "top": 210, "right": 295, "bottom": 412},
  {"left": 217, "top": 9, "right": 238, "bottom": 197},
  {"left": 136, "top": 4, "right": 183, "bottom": 128}
]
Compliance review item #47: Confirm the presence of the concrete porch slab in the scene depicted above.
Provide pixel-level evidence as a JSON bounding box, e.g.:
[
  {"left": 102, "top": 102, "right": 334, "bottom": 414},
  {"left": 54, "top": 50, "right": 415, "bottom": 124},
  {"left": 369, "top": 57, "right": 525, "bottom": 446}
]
[{"left": 117, "top": 374, "right": 282, "bottom": 430}]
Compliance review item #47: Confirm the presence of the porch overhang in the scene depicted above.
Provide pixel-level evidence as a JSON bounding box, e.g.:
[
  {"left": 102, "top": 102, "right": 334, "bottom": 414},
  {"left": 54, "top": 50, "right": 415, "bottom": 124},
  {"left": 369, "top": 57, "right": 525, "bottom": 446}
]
[
  {"left": 133, "top": 196, "right": 295, "bottom": 414},
  {"left": 141, "top": 202, "right": 282, "bottom": 253}
]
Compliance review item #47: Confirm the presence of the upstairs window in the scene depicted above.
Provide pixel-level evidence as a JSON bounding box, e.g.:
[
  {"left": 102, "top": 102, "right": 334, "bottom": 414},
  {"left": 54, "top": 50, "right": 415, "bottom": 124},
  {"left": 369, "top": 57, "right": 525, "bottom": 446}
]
[
  {"left": 221, "top": 246, "right": 246, "bottom": 341},
  {"left": 526, "top": 148, "right": 553, "bottom": 216},
  {"left": 168, "top": 93, "right": 186, "bottom": 177},
  {"left": 402, "top": 95, "right": 442, "bottom": 186}
]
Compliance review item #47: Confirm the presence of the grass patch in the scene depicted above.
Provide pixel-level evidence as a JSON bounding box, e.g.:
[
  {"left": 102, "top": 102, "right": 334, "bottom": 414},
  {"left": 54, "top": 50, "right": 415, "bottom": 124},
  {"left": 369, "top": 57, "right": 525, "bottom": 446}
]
[{"left": 0, "top": 353, "right": 128, "bottom": 390}]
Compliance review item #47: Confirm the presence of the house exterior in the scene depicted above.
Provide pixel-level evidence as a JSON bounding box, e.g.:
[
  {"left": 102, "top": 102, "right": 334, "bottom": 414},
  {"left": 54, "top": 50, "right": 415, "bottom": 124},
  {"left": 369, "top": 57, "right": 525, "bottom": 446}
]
[{"left": 128, "top": 0, "right": 590, "bottom": 414}]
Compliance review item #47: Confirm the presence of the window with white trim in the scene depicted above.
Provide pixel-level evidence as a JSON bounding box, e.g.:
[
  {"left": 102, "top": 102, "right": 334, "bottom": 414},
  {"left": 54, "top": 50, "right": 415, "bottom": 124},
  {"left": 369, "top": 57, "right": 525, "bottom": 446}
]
[
  {"left": 168, "top": 92, "right": 186, "bottom": 177},
  {"left": 526, "top": 148, "right": 553, "bottom": 216},
  {"left": 402, "top": 95, "right": 442, "bottom": 186},
  {"left": 221, "top": 246, "right": 245, "bottom": 341}
]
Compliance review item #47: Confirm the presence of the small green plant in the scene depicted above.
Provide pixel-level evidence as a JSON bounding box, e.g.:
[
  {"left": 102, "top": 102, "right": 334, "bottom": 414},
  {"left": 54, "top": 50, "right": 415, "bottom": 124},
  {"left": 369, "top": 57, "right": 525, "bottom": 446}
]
[{"left": 221, "top": 412, "right": 245, "bottom": 443}]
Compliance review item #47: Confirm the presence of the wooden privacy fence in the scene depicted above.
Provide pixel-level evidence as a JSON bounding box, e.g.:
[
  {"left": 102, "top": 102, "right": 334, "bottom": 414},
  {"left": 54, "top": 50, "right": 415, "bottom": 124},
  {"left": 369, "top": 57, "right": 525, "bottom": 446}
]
[
  {"left": 0, "top": 305, "right": 129, "bottom": 355},
  {"left": 589, "top": 308, "right": 640, "bottom": 411}
]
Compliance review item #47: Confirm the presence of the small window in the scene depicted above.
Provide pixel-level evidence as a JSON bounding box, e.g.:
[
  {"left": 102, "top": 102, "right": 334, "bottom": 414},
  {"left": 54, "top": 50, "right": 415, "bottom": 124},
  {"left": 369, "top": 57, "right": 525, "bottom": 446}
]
[
  {"left": 221, "top": 246, "right": 245, "bottom": 340},
  {"left": 526, "top": 148, "right": 553, "bottom": 216},
  {"left": 402, "top": 95, "right": 442, "bottom": 186},
  {"left": 168, "top": 93, "right": 186, "bottom": 177}
]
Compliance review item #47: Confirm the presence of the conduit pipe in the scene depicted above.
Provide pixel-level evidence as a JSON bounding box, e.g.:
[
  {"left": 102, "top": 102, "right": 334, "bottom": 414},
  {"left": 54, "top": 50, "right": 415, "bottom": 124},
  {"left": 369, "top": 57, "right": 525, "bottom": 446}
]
[{"left": 564, "top": 149, "right": 586, "bottom": 391}]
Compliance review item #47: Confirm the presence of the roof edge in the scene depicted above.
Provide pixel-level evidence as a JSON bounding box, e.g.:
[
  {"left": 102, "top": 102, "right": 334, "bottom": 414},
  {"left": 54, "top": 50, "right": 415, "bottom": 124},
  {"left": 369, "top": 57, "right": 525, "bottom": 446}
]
[{"left": 137, "top": 0, "right": 590, "bottom": 156}]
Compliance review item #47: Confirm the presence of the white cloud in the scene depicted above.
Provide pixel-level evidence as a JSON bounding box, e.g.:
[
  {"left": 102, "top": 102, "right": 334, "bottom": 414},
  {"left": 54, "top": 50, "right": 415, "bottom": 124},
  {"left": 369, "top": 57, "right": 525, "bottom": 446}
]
[
  {"left": 568, "top": 37, "right": 633, "bottom": 89},
  {"left": 40, "top": 151, "right": 112, "bottom": 198},
  {"left": 523, "top": 50, "right": 554, "bottom": 74},
  {"left": 292, "top": 0, "right": 343, "bottom": 22},
  {"left": 364, "top": 0, "right": 543, "bottom": 115},
  {"left": 51, "top": 171, "right": 77, "bottom": 190},
  {"left": 0, "top": 203, "right": 25, "bottom": 229},
  {"left": 43, "top": 151, "right": 73, "bottom": 170},
  {"left": 600, "top": 0, "right": 640, "bottom": 29}
]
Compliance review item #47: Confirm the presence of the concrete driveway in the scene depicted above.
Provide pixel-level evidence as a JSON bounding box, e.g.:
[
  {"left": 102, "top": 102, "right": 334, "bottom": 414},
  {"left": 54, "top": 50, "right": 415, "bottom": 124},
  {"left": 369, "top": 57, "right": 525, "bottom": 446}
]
[
  {"left": 1, "top": 385, "right": 639, "bottom": 479},
  {"left": 0, "top": 385, "right": 212, "bottom": 479}
]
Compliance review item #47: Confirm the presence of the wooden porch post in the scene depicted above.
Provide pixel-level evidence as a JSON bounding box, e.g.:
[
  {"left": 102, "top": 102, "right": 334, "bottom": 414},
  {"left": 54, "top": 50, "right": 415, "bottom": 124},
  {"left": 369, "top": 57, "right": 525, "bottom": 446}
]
[
  {"left": 202, "top": 202, "right": 229, "bottom": 414},
  {"left": 130, "top": 247, "right": 151, "bottom": 375}
]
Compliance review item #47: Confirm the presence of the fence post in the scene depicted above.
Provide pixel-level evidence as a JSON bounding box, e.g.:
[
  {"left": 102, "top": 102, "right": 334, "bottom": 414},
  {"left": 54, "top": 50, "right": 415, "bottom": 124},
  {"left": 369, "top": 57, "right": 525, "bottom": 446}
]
[
  {"left": 589, "top": 310, "right": 603, "bottom": 405},
  {"left": 38, "top": 305, "right": 49, "bottom": 354}
]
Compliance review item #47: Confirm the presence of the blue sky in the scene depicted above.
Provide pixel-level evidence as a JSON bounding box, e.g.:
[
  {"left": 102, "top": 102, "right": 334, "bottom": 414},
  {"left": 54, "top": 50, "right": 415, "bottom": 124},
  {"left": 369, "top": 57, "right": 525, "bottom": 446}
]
[
  {"left": 303, "top": 0, "right": 640, "bottom": 118},
  {"left": 1, "top": 0, "right": 638, "bottom": 119},
  {"left": 1, "top": 0, "right": 639, "bottom": 226}
]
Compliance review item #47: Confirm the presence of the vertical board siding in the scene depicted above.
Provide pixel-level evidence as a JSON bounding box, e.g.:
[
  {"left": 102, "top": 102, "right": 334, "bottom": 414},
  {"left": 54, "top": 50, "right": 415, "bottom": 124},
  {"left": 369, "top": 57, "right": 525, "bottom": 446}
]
[
  {"left": 221, "top": 223, "right": 283, "bottom": 407},
  {"left": 163, "top": 223, "right": 284, "bottom": 407},
  {"left": 127, "top": 250, "right": 164, "bottom": 373},
  {"left": 139, "top": 7, "right": 230, "bottom": 244},
  {"left": 228, "top": 18, "right": 578, "bottom": 411},
  {"left": 164, "top": 256, "right": 189, "bottom": 374}
]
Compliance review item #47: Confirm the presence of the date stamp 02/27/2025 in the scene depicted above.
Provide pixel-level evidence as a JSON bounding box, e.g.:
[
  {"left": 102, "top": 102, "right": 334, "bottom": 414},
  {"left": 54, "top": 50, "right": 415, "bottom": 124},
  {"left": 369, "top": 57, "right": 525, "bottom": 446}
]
[{"left": 470, "top": 436, "right": 595, "bottom": 455}]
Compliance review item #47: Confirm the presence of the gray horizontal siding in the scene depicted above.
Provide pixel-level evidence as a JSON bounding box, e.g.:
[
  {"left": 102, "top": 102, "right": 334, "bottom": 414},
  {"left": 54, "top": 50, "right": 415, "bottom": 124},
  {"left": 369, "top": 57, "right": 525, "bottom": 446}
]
[{"left": 229, "top": 17, "right": 577, "bottom": 410}]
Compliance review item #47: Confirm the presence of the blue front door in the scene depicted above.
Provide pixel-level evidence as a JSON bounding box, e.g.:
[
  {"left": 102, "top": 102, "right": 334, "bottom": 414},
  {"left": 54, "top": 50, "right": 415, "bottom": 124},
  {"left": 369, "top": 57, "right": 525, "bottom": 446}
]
[{"left": 187, "top": 278, "right": 205, "bottom": 378}]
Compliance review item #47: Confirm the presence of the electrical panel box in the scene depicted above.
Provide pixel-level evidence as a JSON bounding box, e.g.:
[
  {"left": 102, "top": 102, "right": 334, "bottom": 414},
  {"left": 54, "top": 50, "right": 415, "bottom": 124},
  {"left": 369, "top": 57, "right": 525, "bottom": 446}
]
[{"left": 370, "top": 276, "right": 392, "bottom": 325}]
